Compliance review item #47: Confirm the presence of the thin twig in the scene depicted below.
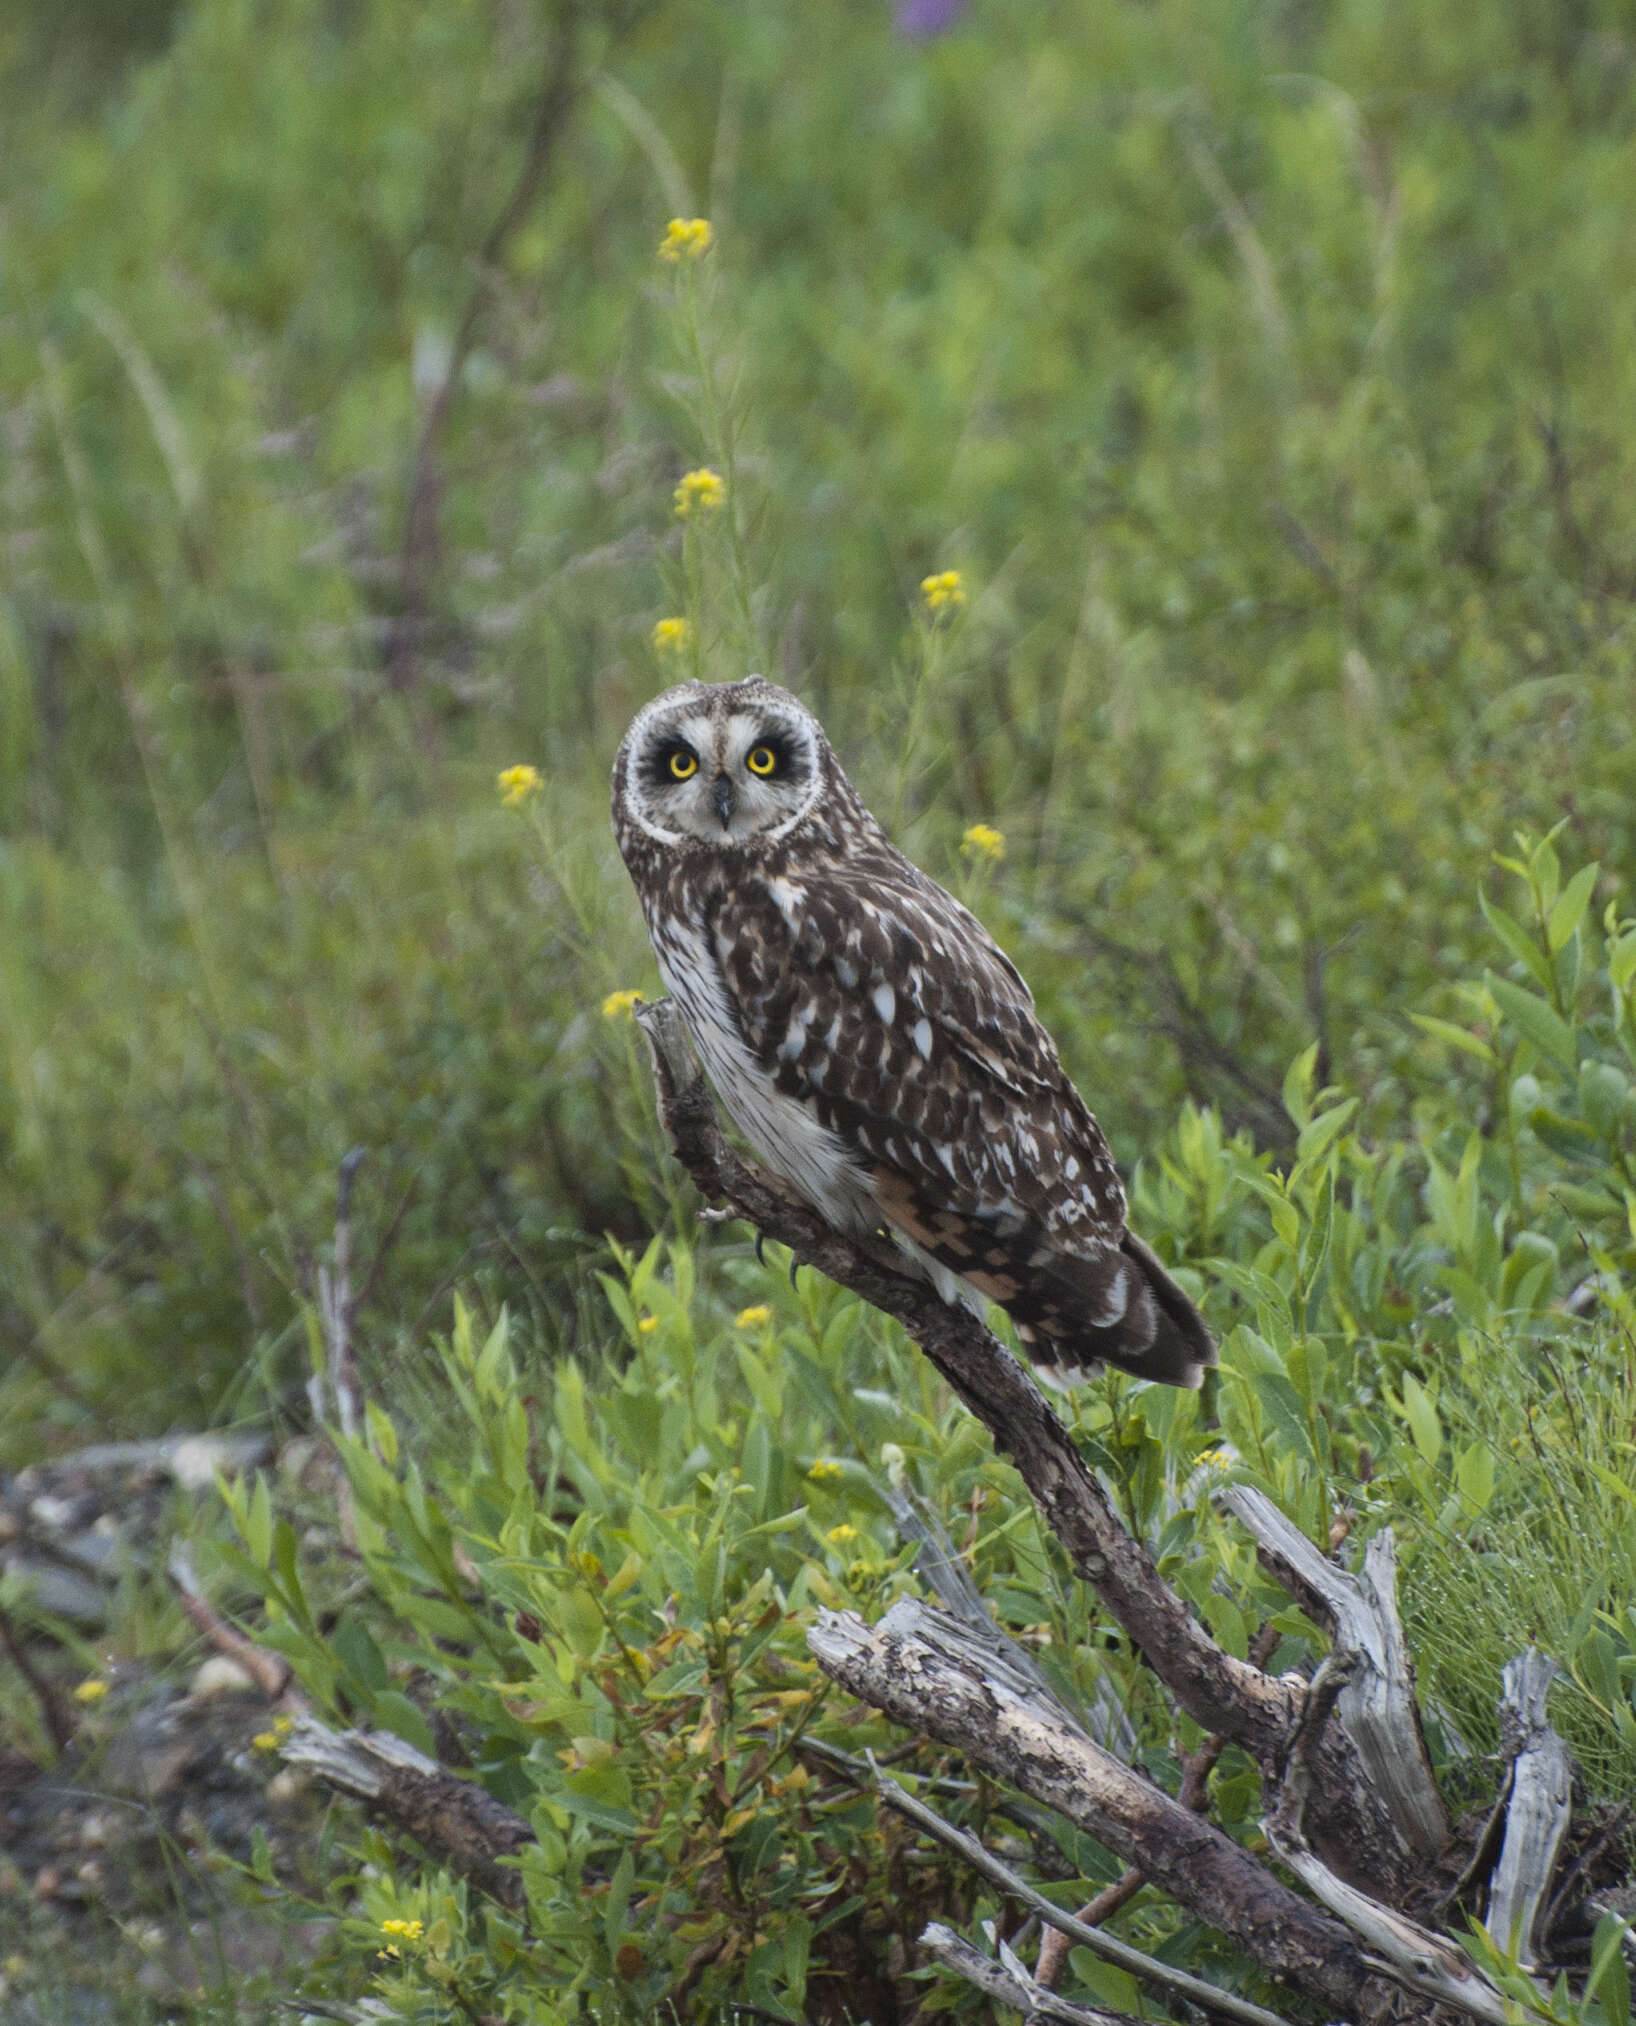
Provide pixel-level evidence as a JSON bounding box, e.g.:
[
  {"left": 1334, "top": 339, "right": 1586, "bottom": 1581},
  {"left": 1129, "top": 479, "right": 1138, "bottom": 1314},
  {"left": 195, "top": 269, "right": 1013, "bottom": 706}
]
[
  {"left": 0, "top": 1606, "right": 75, "bottom": 1752},
  {"left": 1035, "top": 1718, "right": 1237, "bottom": 1990},
  {"left": 872, "top": 1759, "right": 1294, "bottom": 2026},
  {"left": 167, "top": 1546, "right": 296, "bottom": 1703},
  {"left": 921, "top": 1923, "right": 1144, "bottom": 2024}
]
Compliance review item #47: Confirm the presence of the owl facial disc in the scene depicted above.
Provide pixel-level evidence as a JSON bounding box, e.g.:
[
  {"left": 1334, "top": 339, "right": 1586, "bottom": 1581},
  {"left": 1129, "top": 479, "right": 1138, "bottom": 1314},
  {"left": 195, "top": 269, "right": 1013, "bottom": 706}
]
[{"left": 615, "top": 677, "right": 824, "bottom": 846}]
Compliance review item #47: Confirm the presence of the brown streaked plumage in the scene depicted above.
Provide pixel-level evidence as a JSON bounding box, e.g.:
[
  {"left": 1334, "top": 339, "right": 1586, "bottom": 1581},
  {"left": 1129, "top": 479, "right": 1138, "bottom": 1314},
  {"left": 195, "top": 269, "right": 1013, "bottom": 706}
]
[{"left": 610, "top": 675, "right": 1214, "bottom": 1388}]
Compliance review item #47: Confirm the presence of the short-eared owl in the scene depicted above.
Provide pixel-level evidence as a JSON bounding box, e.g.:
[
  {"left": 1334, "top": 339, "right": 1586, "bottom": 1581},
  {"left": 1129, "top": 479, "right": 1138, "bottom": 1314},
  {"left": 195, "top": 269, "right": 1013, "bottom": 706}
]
[{"left": 611, "top": 676, "right": 1214, "bottom": 1388}]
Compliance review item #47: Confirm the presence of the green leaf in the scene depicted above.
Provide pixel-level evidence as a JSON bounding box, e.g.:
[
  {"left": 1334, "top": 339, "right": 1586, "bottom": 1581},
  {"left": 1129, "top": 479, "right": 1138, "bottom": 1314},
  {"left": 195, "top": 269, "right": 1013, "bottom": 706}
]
[
  {"left": 1454, "top": 1440, "right": 1495, "bottom": 1514},
  {"left": 736, "top": 1341, "right": 784, "bottom": 1419},
  {"left": 372, "top": 1689, "right": 436, "bottom": 1758},
  {"left": 1282, "top": 1042, "right": 1319, "bottom": 1129},
  {"left": 1586, "top": 1912, "right": 1631, "bottom": 2026},
  {"left": 1397, "top": 1372, "right": 1442, "bottom": 1467},
  {"left": 1250, "top": 1372, "right": 1314, "bottom": 1461},
  {"left": 1479, "top": 889, "right": 1553, "bottom": 990},
  {"left": 1547, "top": 862, "right": 1599, "bottom": 952},
  {"left": 1486, "top": 973, "right": 1576, "bottom": 1071},
  {"left": 1295, "top": 1096, "right": 1358, "bottom": 1167},
  {"left": 1410, "top": 1013, "right": 1497, "bottom": 1065}
]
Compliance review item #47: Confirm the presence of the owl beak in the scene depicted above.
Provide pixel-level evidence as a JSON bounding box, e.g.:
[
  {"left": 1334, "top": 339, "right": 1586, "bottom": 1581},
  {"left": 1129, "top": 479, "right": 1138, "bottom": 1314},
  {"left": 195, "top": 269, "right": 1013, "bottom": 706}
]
[{"left": 711, "top": 773, "right": 736, "bottom": 830}]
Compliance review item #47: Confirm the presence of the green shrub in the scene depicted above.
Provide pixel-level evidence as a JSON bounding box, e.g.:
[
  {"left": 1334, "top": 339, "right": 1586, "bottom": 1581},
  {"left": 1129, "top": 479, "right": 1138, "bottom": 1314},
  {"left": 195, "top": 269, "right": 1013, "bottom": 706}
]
[{"left": 209, "top": 840, "right": 1636, "bottom": 2019}]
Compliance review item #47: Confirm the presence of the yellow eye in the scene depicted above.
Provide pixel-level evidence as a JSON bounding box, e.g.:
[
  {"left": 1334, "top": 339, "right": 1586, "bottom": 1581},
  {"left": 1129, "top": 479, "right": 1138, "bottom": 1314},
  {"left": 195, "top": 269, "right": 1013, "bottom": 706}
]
[
  {"left": 668, "top": 748, "right": 698, "bottom": 781},
  {"left": 746, "top": 745, "right": 778, "bottom": 777}
]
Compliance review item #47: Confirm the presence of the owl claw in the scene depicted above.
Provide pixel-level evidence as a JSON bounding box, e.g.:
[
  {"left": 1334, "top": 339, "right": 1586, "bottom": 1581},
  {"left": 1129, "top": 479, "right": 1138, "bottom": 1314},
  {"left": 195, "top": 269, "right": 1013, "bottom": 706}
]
[
  {"left": 788, "top": 1255, "right": 800, "bottom": 1290},
  {"left": 755, "top": 1232, "right": 768, "bottom": 1269}
]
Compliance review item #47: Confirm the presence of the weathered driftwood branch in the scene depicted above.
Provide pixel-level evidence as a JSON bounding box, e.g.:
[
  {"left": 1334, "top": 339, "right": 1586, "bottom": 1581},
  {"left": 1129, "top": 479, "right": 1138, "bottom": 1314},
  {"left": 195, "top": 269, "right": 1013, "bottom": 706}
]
[
  {"left": 1220, "top": 1484, "right": 1449, "bottom": 1864},
  {"left": 810, "top": 1598, "right": 1383, "bottom": 2019},
  {"left": 872, "top": 1747, "right": 1296, "bottom": 2026},
  {"left": 919, "top": 1922, "right": 1146, "bottom": 2025},
  {"left": 168, "top": 1552, "right": 531, "bottom": 1910},
  {"left": 282, "top": 1716, "right": 532, "bottom": 1911},
  {"left": 1261, "top": 1647, "right": 1510, "bottom": 2025},
  {"left": 635, "top": 997, "right": 1406, "bottom": 1884},
  {"left": 1487, "top": 1651, "right": 1573, "bottom": 1968}
]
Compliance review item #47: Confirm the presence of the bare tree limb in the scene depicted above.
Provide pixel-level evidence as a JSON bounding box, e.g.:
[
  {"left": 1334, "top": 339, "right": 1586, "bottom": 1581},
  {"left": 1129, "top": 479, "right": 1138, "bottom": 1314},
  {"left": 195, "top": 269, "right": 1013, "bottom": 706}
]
[
  {"left": 167, "top": 1546, "right": 295, "bottom": 1702},
  {"left": 1487, "top": 1651, "right": 1573, "bottom": 1969},
  {"left": 1220, "top": 1484, "right": 1449, "bottom": 1866},
  {"left": 920, "top": 1922, "right": 1147, "bottom": 2025},
  {"left": 810, "top": 1598, "right": 1383, "bottom": 2019},
  {"left": 0, "top": 1605, "right": 75, "bottom": 1752},
  {"left": 312, "top": 1147, "right": 366, "bottom": 1441},
  {"left": 1261, "top": 1647, "right": 1510, "bottom": 2025},
  {"left": 281, "top": 1716, "right": 531, "bottom": 1912}
]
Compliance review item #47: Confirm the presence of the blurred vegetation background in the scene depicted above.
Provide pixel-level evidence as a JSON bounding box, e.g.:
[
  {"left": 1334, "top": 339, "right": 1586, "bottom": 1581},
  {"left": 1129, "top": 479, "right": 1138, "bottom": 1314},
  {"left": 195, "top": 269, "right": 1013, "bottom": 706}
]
[
  {"left": 4, "top": 0, "right": 1636, "bottom": 2018},
  {"left": 3, "top": 0, "right": 1633, "bottom": 1450}
]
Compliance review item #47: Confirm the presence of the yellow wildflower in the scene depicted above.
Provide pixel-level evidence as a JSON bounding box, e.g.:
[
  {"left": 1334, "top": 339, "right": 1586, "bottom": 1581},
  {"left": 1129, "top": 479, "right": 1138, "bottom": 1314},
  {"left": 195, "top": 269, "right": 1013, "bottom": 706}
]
[
  {"left": 1196, "top": 1446, "right": 1234, "bottom": 1472},
  {"left": 735, "top": 1304, "right": 772, "bottom": 1329},
  {"left": 497, "top": 764, "right": 543, "bottom": 808},
  {"left": 961, "top": 823, "right": 1005, "bottom": 864},
  {"left": 381, "top": 1917, "right": 423, "bottom": 1941},
  {"left": 638, "top": 1314, "right": 659, "bottom": 1335},
  {"left": 602, "top": 989, "right": 643, "bottom": 1020},
  {"left": 674, "top": 467, "right": 726, "bottom": 518},
  {"left": 806, "top": 1458, "right": 844, "bottom": 1482},
  {"left": 652, "top": 616, "right": 692, "bottom": 653},
  {"left": 658, "top": 217, "right": 713, "bottom": 262},
  {"left": 827, "top": 1523, "right": 858, "bottom": 1545},
  {"left": 72, "top": 1679, "right": 110, "bottom": 1704},
  {"left": 920, "top": 569, "right": 966, "bottom": 612}
]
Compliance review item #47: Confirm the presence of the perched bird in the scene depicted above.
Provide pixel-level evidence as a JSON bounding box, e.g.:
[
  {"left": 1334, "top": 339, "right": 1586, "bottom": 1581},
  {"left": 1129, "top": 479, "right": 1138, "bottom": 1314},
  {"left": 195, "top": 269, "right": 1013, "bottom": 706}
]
[{"left": 610, "top": 676, "right": 1214, "bottom": 1388}]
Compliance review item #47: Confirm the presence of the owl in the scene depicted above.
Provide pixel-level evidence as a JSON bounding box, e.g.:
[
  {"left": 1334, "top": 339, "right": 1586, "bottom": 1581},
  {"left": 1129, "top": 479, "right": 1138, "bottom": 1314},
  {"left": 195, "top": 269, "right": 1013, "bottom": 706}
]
[{"left": 610, "top": 676, "right": 1214, "bottom": 1388}]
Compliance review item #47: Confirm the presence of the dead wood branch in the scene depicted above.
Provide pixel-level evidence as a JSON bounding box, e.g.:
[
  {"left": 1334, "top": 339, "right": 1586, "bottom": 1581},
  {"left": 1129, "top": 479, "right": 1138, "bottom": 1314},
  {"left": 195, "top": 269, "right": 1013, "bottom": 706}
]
[
  {"left": 167, "top": 1547, "right": 295, "bottom": 1702},
  {"left": 920, "top": 1922, "right": 1146, "bottom": 2025},
  {"left": 1034, "top": 1706, "right": 1241, "bottom": 1990},
  {"left": 281, "top": 1717, "right": 531, "bottom": 1911},
  {"left": 636, "top": 996, "right": 1405, "bottom": 1885},
  {"left": 1260, "top": 1645, "right": 1510, "bottom": 2025},
  {"left": 1487, "top": 1651, "right": 1573, "bottom": 1968},
  {"left": 1220, "top": 1483, "right": 1449, "bottom": 1868},
  {"left": 810, "top": 1599, "right": 1383, "bottom": 2019}
]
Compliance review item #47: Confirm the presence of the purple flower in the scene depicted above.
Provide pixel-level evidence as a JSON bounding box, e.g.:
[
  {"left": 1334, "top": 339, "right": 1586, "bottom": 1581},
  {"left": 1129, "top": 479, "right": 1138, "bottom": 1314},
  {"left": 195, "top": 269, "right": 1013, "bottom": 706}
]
[{"left": 895, "top": 0, "right": 965, "bottom": 38}]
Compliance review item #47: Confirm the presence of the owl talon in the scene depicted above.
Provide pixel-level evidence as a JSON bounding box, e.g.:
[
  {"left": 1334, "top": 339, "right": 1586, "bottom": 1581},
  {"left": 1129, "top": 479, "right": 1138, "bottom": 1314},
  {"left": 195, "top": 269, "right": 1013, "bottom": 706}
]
[
  {"left": 755, "top": 1232, "right": 768, "bottom": 1269},
  {"left": 788, "top": 1256, "right": 800, "bottom": 1290}
]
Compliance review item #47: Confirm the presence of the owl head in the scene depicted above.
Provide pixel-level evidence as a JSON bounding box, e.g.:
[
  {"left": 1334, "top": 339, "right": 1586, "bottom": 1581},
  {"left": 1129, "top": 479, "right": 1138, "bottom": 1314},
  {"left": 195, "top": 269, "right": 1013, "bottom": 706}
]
[{"left": 612, "top": 677, "right": 846, "bottom": 851}]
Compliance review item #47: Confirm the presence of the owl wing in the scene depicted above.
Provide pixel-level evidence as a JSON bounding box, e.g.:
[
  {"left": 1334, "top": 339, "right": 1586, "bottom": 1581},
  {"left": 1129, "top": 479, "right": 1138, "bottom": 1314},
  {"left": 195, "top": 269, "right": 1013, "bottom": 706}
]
[{"left": 711, "top": 849, "right": 1213, "bottom": 1387}]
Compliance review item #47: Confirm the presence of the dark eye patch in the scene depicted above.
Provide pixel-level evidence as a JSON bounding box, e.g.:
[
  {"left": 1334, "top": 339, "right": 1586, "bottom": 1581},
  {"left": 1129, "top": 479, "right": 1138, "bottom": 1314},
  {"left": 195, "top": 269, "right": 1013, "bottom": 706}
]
[
  {"left": 645, "top": 739, "right": 699, "bottom": 786},
  {"left": 746, "top": 729, "right": 807, "bottom": 785}
]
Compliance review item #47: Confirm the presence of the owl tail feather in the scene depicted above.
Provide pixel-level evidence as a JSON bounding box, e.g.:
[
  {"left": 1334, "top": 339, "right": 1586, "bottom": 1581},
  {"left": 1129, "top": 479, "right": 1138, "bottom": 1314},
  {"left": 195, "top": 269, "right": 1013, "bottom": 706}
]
[{"left": 1031, "top": 1231, "right": 1215, "bottom": 1392}]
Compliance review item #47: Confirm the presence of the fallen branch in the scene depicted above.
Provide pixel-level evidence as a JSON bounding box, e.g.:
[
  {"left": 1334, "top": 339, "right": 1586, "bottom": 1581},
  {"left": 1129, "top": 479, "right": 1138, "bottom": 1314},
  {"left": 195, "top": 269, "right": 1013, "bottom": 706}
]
[
  {"left": 1262, "top": 1650, "right": 1510, "bottom": 2025},
  {"left": 865, "top": 1738, "right": 1300, "bottom": 2026},
  {"left": 810, "top": 1598, "right": 1381, "bottom": 2019},
  {"left": 281, "top": 1716, "right": 532, "bottom": 1912},
  {"left": 1219, "top": 1484, "right": 1449, "bottom": 1868},
  {"left": 1034, "top": 1692, "right": 1247, "bottom": 1991},
  {"left": 1487, "top": 1651, "right": 1573, "bottom": 1969},
  {"left": 635, "top": 996, "right": 1408, "bottom": 1887},
  {"left": 920, "top": 1922, "right": 1145, "bottom": 2025}
]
